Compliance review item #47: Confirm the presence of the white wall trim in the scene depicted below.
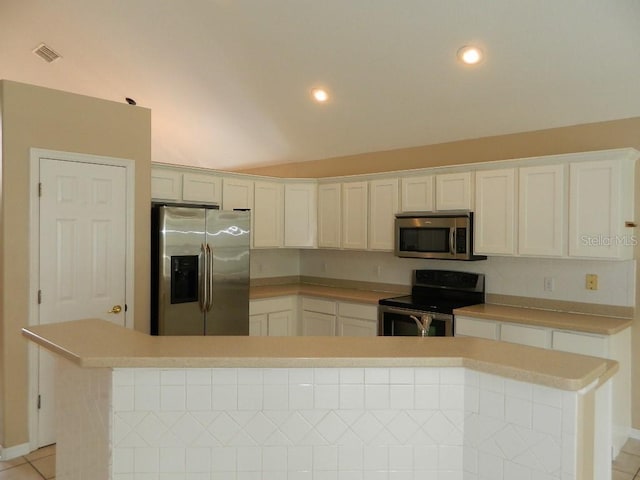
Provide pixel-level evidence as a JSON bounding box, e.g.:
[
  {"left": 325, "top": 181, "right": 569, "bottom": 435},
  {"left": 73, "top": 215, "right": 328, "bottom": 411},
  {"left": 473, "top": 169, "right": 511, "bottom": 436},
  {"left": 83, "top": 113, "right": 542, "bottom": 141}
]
[
  {"left": 27, "top": 148, "right": 136, "bottom": 452},
  {"left": 0, "top": 442, "right": 31, "bottom": 461}
]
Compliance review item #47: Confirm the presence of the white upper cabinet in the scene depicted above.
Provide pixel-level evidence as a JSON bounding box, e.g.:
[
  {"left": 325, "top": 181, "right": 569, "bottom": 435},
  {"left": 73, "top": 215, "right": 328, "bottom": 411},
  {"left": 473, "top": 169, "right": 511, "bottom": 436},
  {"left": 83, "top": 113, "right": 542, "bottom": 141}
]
[
  {"left": 341, "top": 181, "right": 368, "bottom": 250},
  {"left": 317, "top": 183, "right": 342, "bottom": 248},
  {"left": 151, "top": 167, "right": 221, "bottom": 205},
  {"left": 474, "top": 168, "right": 516, "bottom": 255},
  {"left": 400, "top": 175, "right": 434, "bottom": 212},
  {"left": 368, "top": 178, "right": 399, "bottom": 251},
  {"left": 518, "top": 164, "right": 565, "bottom": 257},
  {"left": 284, "top": 182, "right": 317, "bottom": 248},
  {"left": 569, "top": 156, "right": 635, "bottom": 259},
  {"left": 182, "top": 172, "right": 222, "bottom": 204},
  {"left": 151, "top": 167, "right": 182, "bottom": 201},
  {"left": 435, "top": 172, "right": 473, "bottom": 210},
  {"left": 222, "top": 177, "right": 254, "bottom": 211},
  {"left": 253, "top": 181, "right": 284, "bottom": 248}
]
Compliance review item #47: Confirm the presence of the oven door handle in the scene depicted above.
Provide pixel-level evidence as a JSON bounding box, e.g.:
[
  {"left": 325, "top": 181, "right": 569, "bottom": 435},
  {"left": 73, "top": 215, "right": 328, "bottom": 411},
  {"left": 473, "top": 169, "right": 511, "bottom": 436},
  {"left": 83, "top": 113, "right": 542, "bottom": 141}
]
[{"left": 380, "top": 306, "right": 436, "bottom": 317}]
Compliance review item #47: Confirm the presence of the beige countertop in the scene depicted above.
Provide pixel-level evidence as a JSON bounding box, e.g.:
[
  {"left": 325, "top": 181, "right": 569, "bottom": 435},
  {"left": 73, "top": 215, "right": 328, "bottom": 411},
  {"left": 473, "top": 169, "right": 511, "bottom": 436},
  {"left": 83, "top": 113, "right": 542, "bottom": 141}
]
[
  {"left": 252, "top": 283, "right": 632, "bottom": 335},
  {"left": 22, "top": 318, "right": 617, "bottom": 391},
  {"left": 454, "top": 303, "right": 632, "bottom": 335},
  {"left": 250, "top": 283, "right": 397, "bottom": 304}
]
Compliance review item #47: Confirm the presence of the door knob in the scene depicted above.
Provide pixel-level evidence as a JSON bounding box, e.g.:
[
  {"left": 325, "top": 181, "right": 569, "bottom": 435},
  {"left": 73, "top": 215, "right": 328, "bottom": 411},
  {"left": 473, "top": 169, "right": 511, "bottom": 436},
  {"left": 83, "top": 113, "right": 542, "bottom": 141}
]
[{"left": 108, "top": 305, "right": 123, "bottom": 314}]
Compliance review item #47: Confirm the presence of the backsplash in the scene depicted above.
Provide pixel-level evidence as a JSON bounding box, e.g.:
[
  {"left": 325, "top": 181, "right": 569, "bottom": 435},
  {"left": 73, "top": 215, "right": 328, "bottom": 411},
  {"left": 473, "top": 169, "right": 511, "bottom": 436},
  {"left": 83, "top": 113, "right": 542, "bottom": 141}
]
[{"left": 252, "top": 249, "right": 635, "bottom": 308}]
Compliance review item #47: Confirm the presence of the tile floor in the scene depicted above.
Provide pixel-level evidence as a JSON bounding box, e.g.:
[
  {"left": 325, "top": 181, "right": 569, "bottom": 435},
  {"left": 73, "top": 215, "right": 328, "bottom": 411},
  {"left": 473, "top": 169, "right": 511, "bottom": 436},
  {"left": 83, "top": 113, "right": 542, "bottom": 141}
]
[
  {"left": 0, "top": 444, "right": 55, "bottom": 480},
  {"left": 1, "top": 439, "right": 639, "bottom": 479},
  {"left": 614, "top": 438, "right": 640, "bottom": 479}
]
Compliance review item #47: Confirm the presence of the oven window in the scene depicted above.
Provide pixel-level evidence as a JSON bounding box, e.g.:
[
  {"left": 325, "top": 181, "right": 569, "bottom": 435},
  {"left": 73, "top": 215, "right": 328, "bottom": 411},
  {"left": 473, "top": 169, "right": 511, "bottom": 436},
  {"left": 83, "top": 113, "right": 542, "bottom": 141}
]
[
  {"left": 383, "top": 312, "right": 448, "bottom": 336},
  {"left": 399, "top": 227, "right": 450, "bottom": 253}
]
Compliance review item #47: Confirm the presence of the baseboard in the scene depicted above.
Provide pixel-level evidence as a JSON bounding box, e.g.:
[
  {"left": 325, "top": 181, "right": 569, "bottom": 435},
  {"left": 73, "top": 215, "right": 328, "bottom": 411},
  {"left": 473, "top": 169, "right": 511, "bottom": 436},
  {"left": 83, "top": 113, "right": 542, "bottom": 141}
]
[
  {"left": 0, "top": 442, "right": 30, "bottom": 460},
  {"left": 629, "top": 428, "right": 640, "bottom": 440}
]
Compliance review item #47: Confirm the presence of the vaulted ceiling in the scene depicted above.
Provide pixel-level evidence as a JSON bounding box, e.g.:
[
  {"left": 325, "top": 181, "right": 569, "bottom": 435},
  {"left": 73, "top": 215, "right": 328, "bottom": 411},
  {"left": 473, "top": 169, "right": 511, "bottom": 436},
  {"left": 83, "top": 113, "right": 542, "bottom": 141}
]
[{"left": 1, "top": 1, "right": 639, "bottom": 170}]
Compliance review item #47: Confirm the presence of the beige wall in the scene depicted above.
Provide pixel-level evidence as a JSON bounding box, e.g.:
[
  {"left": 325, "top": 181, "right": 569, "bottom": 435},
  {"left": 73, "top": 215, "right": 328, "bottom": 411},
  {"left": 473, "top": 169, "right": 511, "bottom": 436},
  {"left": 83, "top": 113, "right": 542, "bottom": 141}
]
[
  {"left": 238, "top": 117, "right": 640, "bottom": 177},
  {"left": 0, "top": 80, "right": 151, "bottom": 449},
  {"left": 241, "top": 117, "right": 640, "bottom": 430}
]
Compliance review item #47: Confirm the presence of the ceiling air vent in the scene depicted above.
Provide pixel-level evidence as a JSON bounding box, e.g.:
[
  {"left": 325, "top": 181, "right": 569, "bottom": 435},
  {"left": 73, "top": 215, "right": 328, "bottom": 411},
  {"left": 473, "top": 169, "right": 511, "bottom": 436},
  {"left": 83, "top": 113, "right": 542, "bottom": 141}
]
[{"left": 32, "top": 43, "right": 62, "bottom": 63}]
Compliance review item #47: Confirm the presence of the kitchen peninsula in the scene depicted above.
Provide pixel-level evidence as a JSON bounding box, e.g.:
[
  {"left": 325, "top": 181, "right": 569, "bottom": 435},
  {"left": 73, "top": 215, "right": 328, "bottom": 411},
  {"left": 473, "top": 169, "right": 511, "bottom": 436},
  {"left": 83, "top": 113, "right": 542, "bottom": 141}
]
[{"left": 23, "top": 319, "right": 617, "bottom": 480}]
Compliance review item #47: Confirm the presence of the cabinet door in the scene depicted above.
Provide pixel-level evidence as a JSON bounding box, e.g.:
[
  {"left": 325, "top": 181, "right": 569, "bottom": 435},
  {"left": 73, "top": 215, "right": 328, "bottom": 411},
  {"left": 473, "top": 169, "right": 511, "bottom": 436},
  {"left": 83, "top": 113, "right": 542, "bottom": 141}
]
[
  {"left": 338, "top": 317, "right": 377, "bottom": 337},
  {"left": 454, "top": 316, "right": 499, "bottom": 340},
  {"left": 435, "top": 172, "right": 473, "bottom": 210},
  {"left": 223, "top": 177, "right": 254, "bottom": 210},
  {"left": 151, "top": 168, "right": 182, "bottom": 201},
  {"left": 400, "top": 175, "right": 434, "bottom": 212},
  {"left": 342, "top": 181, "right": 368, "bottom": 249},
  {"left": 182, "top": 172, "right": 222, "bottom": 204},
  {"left": 268, "top": 310, "right": 293, "bottom": 336},
  {"left": 253, "top": 181, "right": 284, "bottom": 248},
  {"left": 317, "top": 183, "right": 341, "bottom": 248},
  {"left": 474, "top": 169, "right": 516, "bottom": 255},
  {"left": 569, "top": 160, "right": 627, "bottom": 258},
  {"left": 369, "top": 178, "right": 399, "bottom": 251},
  {"left": 284, "top": 182, "right": 317, "bottom": 248},
  {"left": 518, "top": 164, "right": 565, "bottom": 256},
  {"left": 500, "top": 323, "right": 551, "bottom": 348},
  {"left": 302, "top": 311, "right": 336, "bottom": 336},
  {"left": 249, "top": 314, "right": 268, "bottom": 336}
]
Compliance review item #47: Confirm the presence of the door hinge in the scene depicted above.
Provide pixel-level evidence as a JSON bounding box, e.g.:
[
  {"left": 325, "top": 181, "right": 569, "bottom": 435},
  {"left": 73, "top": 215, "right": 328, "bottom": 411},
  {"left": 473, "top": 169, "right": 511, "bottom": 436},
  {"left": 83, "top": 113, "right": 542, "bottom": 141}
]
[
  {"left": 38, "top": 183, "right": 42, "bottom": 197},
  {"left": 37, "top": 290, "right": 42, "bottom": 304},
  {"left": 37, "top": 395, "right": 41, "bottom": 409}
]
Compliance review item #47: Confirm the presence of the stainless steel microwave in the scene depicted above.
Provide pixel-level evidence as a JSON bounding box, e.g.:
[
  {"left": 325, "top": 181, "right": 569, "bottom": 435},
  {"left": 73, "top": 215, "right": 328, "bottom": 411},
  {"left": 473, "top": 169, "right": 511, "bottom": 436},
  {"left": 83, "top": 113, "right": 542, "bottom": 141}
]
[{"left": 394, "top": 211, "right": 486, "bottom": 261}]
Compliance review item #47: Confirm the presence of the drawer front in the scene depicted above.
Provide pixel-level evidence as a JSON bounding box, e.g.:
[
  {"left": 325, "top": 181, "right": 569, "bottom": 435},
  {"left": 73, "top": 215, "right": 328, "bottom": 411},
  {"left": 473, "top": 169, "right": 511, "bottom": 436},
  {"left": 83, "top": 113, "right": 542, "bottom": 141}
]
[
  {"left": 500, "top": 323, "right": 551, "bottom": 348},
  {"left": 552, "top": 330, "right": 607, "bottom": 357},
  {"left": 338, "top": 302, "right": 377, "bottom": 321},
  {"left": 454, "top": 316, "right": 499, "bottom": 340},
  {"left": 302, "top": 297, "right": 337, "bottom": 315},
  {"left": 250, "top": 296, "right": 295, "bottom": 315}
]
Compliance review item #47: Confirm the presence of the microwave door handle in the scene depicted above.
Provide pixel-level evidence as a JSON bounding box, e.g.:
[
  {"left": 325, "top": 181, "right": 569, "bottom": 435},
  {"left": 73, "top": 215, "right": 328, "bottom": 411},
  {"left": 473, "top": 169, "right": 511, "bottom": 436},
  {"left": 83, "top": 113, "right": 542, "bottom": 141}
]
[{"left": 449, "top": 227, "right": 456, "bottom": 256}]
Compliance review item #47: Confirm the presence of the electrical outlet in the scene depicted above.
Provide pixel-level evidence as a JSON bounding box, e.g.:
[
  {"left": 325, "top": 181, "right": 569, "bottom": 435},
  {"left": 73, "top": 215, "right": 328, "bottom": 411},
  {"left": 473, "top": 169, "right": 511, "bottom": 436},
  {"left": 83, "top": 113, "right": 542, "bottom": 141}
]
[
  {"left": 544, "top": 277, "right": 555, "bottom": 292},
  {"left": 586, "top": 274, "right": 598, "bottom": 290},
  {"left": 374, "top": 265, "right": 382, "bottom": 278}
]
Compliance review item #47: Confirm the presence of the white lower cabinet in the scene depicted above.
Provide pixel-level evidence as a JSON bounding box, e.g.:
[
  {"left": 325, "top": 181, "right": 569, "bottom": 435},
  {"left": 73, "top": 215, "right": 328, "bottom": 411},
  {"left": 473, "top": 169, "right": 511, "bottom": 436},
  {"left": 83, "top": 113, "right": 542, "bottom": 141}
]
[
  {"left": 249, "top": 296, "right": 296, "bottom": 336},
  {"left": 301, "top": 297, "right": 336, "bottom": 336},
  {"left": 302, "top": 311, "right": 336, "bottom": 336},
  {"left": 337, "top": 302, "right": 377, "bottom": 337},
  {"left": 551, "top": 330, "right": 607, "bottom": 357},
  {"left": 500, "top": 323, "right": 551, "bottom": 348},
  {"left": 454, "top": 316, "right": 499, "bottom": 340},
  {"left": 249, "top": 313, "right": 268, "bottom": 337},
  {"left": 300, "top": 297, "right": 377, "bottom": 337}
]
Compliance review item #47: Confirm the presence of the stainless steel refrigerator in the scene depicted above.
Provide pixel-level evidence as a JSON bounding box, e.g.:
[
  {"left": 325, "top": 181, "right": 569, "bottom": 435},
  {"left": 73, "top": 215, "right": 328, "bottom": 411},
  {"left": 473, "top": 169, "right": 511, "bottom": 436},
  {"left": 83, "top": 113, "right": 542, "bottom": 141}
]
[{"left": 151, "top": 203, "right": 250, "bottom": 335}]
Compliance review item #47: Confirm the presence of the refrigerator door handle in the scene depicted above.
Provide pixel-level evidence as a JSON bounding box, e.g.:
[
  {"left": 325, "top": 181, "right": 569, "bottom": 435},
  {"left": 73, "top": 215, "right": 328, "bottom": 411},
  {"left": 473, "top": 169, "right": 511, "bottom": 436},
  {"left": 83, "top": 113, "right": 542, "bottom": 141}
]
[
  {"left": 199, "top": 243, "right": 207, "bottom": 313},
  {"left": 206, "top": 243, "right": 214, "bottom": 312}
]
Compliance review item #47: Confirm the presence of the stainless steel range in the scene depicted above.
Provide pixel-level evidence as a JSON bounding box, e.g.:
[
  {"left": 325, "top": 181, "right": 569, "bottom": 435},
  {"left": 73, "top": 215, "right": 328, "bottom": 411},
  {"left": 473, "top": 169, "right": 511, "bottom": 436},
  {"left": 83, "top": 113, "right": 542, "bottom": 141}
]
[{"left": 378, "top": 269, "right": 485, "bottom": 336}]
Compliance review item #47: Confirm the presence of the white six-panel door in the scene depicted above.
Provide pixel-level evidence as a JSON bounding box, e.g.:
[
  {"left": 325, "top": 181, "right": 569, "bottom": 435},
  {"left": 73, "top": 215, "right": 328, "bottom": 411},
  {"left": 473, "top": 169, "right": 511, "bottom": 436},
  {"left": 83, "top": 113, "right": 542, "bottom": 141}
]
[{"left": 37, "top": 158, "right": 127, "bottom": 446}]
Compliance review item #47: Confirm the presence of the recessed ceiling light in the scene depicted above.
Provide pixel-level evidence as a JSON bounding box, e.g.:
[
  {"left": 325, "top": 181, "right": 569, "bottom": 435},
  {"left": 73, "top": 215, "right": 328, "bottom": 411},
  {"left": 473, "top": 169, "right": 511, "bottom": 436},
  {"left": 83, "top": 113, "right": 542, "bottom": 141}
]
[
  {"left": 311, "top": 88, "right": 329, "bottom": 103},
  {"left": 457, "top": 45, "right": 484, "bottom": 65}
]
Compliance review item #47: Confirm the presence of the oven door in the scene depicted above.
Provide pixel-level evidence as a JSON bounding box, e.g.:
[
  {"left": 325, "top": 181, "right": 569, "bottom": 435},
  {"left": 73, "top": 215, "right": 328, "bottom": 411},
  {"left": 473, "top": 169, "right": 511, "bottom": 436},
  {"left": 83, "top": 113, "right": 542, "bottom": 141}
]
[{"left": 378, "top": 305, "right": 453, "bottom": 336}]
